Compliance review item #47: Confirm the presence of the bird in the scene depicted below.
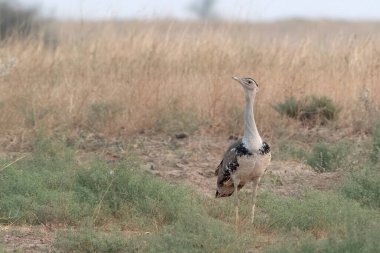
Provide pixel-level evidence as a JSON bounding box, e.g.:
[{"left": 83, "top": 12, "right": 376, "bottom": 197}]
[{"left": 215, "top": 76, "right": 271, "bottom": 228}]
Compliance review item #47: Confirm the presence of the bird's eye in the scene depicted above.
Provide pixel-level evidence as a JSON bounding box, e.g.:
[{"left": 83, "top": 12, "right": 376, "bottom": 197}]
[{"left": 247, "top": 80, "right": 252, "bottom": 84}]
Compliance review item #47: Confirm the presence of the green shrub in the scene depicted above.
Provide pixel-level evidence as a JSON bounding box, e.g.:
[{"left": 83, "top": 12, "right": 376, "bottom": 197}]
[
  {"left": 75, "top": 158, "right": 197, "bottom": 228},
  {"left": 306, "top": 142, "right": 349, "bottom": 172},
  {"left": 370, "top": 122, "right": 380, "bottom": 163},
  {"left": 275, "top": 140, "right": 350, "bottom": 172},
  {"left": 265, "top": 223, "right": 380, "bottom": 253},
  {"left": 0, "top": 136, "right": 80, "bottom": 225},
  {"left": 342, "top": 165, "right": 380, "bottom": 208},
  {"left": 257, "top": 191, "right": 375, "bottom": 232},
  {"left": 0, "top": 134, "right": 195, "bottom": 227},
  {"left": 341, "top": 123, "right": 380, "bottom": 208},
  {"left": 274, "top": 96, "right": 341, "bottom": 125},
  {"left": 273, "top": 97, "right": 299, "bottom": 119},
  {"left": 299, "top": 96, "right": 340, "bottom": 124}
]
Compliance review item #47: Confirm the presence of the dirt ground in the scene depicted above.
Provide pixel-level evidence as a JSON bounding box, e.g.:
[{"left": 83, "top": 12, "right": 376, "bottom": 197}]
[
  {"left": 0, "top": 132, "right": 340, "bottom": 252},
  {"left": 131, "top": 133, "right": 340, "bottom": 197}
]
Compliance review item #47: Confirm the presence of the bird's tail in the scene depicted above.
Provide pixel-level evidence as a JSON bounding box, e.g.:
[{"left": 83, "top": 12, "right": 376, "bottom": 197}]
[{"left": 215, "top": 190, "right": 233, "bottom": 198}]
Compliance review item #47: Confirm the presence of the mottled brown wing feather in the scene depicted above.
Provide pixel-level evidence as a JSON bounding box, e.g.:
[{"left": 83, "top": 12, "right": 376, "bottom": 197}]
[{"left": 215, "top": 140, "right": 244, "bottom": 198}]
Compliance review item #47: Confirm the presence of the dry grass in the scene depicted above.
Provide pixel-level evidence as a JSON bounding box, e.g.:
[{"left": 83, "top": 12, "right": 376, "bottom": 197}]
[{"left": 0, "top": 20, "right": 379, "bottom": 141}]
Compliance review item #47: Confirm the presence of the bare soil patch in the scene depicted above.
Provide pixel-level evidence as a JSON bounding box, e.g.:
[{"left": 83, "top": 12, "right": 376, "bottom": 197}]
[
  {"left": 129, "top": 134, "right": 341, "bottom": 197},
  {"left": 0, "top": 225, "right": 53, "bottom": 253}
]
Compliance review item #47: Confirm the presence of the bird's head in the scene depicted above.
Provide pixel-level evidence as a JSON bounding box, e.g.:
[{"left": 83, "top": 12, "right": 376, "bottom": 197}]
[{"left": 232, "top": 76, "right": 259, "bottom": 93}]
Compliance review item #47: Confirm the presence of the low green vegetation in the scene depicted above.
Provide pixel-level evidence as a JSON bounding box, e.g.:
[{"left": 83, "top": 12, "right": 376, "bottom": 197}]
[
  {"left": 273, "top": 96, "right": 299, "bottom": 119},
  {"left": 54, "top": 229, "right": 128, "bottom": 253},
  {"left": 0, "top": 130, "right": 379, "bottom": 252},
  {"left": 341, "top": 123, "right": 380, "bottom": 208},
  {"left": 277, "top": 140, "right": 350, "bottom": 172},
  {"left": 209, "top": 190, "right": 377, "bottom": 232},
  {"left": 264, "top": 123, "right": 380, "bottom": 253},
  {"left": 274, "top": 96, "right": 341, "bottom": 125},
  {"left": 342, "top": 165, "right": 380, "bottom": 208},
  {"left": 266, "top": 224, "right": 380, "bottom": 253},
  {"left": 370, "top": 122, "right": 380, "bottom": 163},
  {"left": 0, "top": 134, "right": 195, "bottom": 227},
  {"left": 306, "top": 142, "right": 350, "bottom": 172},
  {"left": 0, "top": 136, "right": 246, "bottom": 252},
  {"left": 259, "top": 191, "right": 375, "bottom": 231}
]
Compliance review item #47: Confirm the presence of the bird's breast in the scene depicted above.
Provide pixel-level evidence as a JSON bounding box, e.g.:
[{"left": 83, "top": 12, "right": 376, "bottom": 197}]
[{"left": 234, "top": 153, "right": 271, "bottom": 182}]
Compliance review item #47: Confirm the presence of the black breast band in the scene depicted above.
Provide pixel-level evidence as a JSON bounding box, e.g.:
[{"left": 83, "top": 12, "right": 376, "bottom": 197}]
[{"left": 259, "top": 142, "right": 271, "bottom": 155}]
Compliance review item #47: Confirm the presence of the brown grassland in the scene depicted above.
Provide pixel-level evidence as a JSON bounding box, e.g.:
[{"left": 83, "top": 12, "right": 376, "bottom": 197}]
[{"left": 0, "top": 20, "right": 379, "bottom": 140}]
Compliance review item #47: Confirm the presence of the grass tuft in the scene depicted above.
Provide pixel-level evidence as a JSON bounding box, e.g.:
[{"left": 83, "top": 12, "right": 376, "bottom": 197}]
[
  {"left": 276, "top": 140, "right": 350, "bottom": 172},
  {"left": 54, "top": 229, "right": 128, "bottom": 253},
  {"left": 265, "top": 223, "right": 380, "bottom": 253},
  {"left": 342, "top": 165, "right": 380, "bottom": 208},
  {"left": 370, "top": 122, "right": 380, "bottom": 163},
  {"left": 306, "top": 142, "right": 350, "bottom": 172},
  {"left": 274, "top": 96, "right": 341, "bottom": 126},
  {"left": 257, "top": 191, "right": 375, "bottom": 232},
  {"left": 273, "top": 97, "right": 299, "bottom": 119}
]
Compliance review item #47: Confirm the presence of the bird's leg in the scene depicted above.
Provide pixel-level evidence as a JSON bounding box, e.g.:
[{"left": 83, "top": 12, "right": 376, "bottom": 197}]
[
  {"left": 232, "top": 176, "right": 240, "bottom": 230},
  {"left": 251, "top": 177, "right": 261, "bottom": 224}
]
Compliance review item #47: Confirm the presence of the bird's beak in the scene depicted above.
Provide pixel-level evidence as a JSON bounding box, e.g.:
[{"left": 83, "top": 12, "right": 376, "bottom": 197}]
[{"left": 232, "top": 76, "right": 240, "bottom": 81}]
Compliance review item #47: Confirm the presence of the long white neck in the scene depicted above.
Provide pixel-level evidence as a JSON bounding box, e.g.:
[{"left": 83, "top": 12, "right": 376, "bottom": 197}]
[{"left": 242, "top": 92, "right": 262, "bottom": 151}]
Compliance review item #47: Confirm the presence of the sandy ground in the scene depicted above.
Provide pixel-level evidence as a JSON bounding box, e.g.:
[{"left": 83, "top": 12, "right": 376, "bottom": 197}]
[{"left": 131, "top": 134, "right": 340, "bottom": 197}]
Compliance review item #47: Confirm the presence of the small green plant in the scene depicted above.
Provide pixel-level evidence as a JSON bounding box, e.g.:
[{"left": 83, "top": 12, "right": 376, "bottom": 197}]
[
  {"left": 370, "top": 122, "right": 380, "bottom": 163},
  {"left": 275, "top": 140, "right": 350, "bottom": 172},
  {"left": 274, "top": 96, "right": 341, "bottom": 125},
  {"left": 299, "top": 96, "right": 340, "bottom": 124},
  {"left": 306, "top": 142, "right": 349, "bottom": 172},
  {"left": 342, "top": 165, "right": 380, "bottom": 208},
  {"left": 342, "top": 123, "right": 380, "bottom": 208},
  {"left": 273, "top": 97, "right": 299, "bottom": 119}
]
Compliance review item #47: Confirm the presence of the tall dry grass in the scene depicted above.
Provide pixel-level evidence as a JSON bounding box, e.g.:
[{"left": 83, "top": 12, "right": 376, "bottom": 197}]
[{"left": 0, "top": 20, "right": 379, "bottom": 141}]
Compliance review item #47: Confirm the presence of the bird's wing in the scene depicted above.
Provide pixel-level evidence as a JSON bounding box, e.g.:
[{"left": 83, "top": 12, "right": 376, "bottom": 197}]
[{"left": 216, "top": 140, "right": 243, "bottom": 188}]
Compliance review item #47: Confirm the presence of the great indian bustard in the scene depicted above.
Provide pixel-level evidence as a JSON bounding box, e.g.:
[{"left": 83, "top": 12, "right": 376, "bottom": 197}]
[{"left": 215, "top": 76, "right": 271, "bottom": 228}]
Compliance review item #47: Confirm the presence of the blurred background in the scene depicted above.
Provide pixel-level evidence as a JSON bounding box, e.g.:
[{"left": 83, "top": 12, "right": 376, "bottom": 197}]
[{"left": 13, "top": 0, "right": 380, "bottom": 21}]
